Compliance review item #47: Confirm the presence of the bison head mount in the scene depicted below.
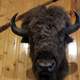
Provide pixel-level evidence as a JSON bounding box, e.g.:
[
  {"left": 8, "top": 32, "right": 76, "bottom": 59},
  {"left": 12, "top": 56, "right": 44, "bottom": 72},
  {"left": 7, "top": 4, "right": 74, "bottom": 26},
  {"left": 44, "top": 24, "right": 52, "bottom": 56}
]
[{"left": 10, "top": 1, "right": 80, "bottom": 80}]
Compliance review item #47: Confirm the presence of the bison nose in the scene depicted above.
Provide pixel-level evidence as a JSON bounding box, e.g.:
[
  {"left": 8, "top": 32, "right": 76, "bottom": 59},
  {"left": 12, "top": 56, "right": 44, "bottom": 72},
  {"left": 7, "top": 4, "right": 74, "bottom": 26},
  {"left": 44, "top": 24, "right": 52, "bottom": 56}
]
[{"left": 37, "top": 60, "right": 56, "bottom": 72}]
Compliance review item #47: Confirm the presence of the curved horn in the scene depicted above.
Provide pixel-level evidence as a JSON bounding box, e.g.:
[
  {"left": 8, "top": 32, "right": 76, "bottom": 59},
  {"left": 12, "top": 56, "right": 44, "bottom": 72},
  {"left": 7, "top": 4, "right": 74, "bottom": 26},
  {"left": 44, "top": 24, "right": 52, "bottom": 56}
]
[
  {"left": 66, "top": 11, "right": 80, "bottom": 34},
  {"left": 10, "top": 13, "right": 27, "bottom": 37}
]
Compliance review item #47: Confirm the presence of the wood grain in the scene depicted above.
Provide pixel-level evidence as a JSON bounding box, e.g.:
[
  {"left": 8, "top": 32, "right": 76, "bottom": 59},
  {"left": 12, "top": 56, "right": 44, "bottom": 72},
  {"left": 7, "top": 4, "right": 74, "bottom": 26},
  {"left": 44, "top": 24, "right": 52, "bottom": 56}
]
[{"left": 0, "top": 0, "right": 80, "bottom": 80}]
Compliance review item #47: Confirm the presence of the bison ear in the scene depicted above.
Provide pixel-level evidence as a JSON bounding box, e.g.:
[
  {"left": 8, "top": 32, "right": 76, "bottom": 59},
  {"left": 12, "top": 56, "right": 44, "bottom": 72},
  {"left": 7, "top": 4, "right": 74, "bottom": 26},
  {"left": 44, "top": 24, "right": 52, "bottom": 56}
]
[
  {"left": 21, "top": 37, "right": 29, "bottom": 43},
  {"left": 65, "top": 34, "right": 73, "bottom": 44}
]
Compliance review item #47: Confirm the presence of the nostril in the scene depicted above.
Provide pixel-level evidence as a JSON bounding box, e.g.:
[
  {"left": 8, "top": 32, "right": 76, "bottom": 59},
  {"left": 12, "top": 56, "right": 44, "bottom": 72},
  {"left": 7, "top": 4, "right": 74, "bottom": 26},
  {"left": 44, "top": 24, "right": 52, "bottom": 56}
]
[
  {"left": 48, "top": 62, "right": 56, "bottom": 72},
  {"left": 39, "top": 62, "right": 52, "bottom": 67},
  {"left": 36, "top": 60, "right": 56, "bottom": 71}
]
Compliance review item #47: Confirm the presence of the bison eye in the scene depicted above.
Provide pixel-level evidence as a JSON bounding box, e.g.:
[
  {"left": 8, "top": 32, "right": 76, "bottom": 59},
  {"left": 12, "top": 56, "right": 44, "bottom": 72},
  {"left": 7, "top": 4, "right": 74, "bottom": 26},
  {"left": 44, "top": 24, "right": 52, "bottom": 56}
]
[
  {"left": 40, "top": 35, "right": 46, "bottom": 39},
  {"left": 21, "top": 37, "right": 29, "bottom": 43},
  {"left": 65, "top": 34, "right": 73, "bottom": 44},
  {"left": 37, "top": 35, "right": 47, "bottom": 41}
]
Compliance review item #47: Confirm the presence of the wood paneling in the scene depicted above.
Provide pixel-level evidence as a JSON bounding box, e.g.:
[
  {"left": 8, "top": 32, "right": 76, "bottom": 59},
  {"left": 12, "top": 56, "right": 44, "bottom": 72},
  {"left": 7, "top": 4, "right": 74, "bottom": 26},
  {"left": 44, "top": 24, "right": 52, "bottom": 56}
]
[{"left": 0, "top": 0, "right": 80, "bottom": 80}]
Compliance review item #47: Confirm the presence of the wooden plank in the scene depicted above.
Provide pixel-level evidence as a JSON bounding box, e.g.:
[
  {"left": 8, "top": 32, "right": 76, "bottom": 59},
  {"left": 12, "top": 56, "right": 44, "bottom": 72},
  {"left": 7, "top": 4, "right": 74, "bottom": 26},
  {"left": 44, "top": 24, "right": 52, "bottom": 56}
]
[{"left": 0, "top": 0, "right": 80, "bottom": 80}]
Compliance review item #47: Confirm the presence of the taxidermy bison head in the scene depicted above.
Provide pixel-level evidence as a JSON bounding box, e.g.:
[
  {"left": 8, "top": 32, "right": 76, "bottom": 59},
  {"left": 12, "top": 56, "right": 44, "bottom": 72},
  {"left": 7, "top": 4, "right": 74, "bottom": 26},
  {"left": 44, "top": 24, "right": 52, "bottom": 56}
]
[{"left": 10, "top": 1, "right": 80, "bottom": 80}]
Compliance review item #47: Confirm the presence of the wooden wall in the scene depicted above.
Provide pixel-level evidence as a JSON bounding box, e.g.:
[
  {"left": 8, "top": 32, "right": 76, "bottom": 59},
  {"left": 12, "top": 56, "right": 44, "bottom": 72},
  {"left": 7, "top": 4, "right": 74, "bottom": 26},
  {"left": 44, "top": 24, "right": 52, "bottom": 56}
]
[{"left": 0, "top": 0, "right": 80, "bottom": 80}]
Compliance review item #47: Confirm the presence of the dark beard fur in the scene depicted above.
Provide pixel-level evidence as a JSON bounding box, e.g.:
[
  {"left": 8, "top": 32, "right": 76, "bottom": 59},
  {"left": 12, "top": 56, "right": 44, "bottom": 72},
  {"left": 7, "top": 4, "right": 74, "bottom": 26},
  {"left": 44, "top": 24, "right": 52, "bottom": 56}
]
[{"left": 38, "top": 72, "right": 57, "bottom": 80}]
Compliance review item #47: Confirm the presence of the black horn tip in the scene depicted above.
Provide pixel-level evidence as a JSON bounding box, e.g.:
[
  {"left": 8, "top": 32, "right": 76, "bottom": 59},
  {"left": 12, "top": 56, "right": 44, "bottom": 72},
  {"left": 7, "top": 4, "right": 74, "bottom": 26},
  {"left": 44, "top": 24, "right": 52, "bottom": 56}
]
[
  {"left": 73, "top": 11, "right": 80, "bottom": 24},
  {"left": 11, "top": 13, "right": 18, "bottom": 21},
  {"left": 10, "top": 13, "right": 18, "bottom": 26},
  {"left": 13, "top": 13, "right": 18, "bottom": 17},
  {"left": 66, "top": 11, "right": 80, "bottom": 34}
]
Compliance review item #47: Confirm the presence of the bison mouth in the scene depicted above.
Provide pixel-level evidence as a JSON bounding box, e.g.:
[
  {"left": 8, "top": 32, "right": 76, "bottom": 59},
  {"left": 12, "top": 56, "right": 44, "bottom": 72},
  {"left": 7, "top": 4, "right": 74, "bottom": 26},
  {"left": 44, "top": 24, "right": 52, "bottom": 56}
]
[
  {"left": 37, "top": 70, "right": 57, "bottom": 80},
  {"left": 38, "top": 74, "right": 54, "bottom": 80},
  {"left": 34, "top": 59, "right": 57, "bottom": 80},
  {"left": 32, "top": 51, "right": 57, "bottom": 76}
]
